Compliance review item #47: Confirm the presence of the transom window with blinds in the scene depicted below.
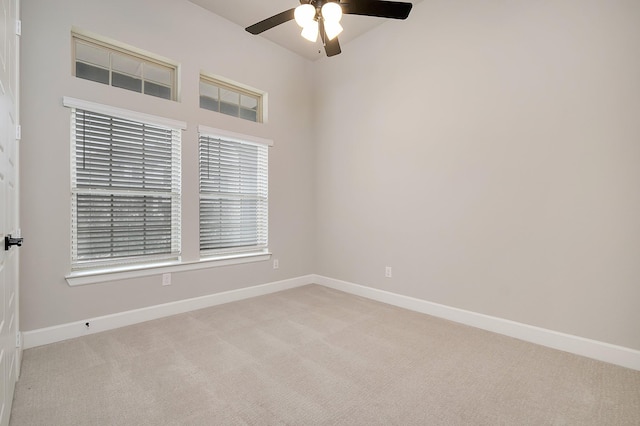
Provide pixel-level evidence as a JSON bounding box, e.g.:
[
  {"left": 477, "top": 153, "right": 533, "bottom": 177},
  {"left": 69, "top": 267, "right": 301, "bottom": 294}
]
[
  {"left": 64, "top": 98, "right": 184, "bottom": 270},
  {"left": 198, "top": 127, "right": 272, "bottom": 258}
]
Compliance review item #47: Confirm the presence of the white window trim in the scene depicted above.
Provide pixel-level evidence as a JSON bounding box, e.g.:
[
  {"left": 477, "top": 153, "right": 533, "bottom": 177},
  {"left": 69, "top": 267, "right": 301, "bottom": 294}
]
[
  {"left": 72, "top": 27, "right": 179, "bottom": 71},
  {"left": 65, "top": 97, "right": 186, "bottom": 276},
  {"left": 197, "top": 125, "right": 273, "bottom": 147},
  {"left": 65, "top": 252, "right": 271, "bottom": 286},
  {"left": 200, "top": 72, "right": 268, "bottom": 124},
  {"left": 72, "top": 28, "right": 180, "bottom": 102},
  {"left": 63, "top": 97, "right": 187, "bottom": 129}
]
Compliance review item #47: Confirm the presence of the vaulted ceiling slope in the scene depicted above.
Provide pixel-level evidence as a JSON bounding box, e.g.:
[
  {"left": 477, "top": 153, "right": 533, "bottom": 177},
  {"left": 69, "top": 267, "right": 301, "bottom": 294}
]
[{"left": 189, "top": 0, "right": 422, "bottom": 61}]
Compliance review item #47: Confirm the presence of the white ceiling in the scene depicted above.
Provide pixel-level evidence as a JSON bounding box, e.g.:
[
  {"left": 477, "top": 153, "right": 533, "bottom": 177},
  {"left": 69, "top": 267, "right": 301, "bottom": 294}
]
[{"left": 189, "top": 0, "right": 420, "bottom": 61}]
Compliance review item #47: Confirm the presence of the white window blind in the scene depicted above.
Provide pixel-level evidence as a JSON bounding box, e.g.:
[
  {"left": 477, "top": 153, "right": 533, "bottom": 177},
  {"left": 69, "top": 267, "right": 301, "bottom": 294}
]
[
  {"left": 70, "top": 107, "right": 181, "bottom": 270},
  {"left": 199, "top": 133, "right": 268, "bottom": 256}
]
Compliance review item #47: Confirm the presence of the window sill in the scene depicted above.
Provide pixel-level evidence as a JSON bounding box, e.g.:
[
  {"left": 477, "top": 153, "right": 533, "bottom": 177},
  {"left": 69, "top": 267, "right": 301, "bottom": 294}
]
[{"left": 65, "top": 252, "right": 272, "bottom": 286}]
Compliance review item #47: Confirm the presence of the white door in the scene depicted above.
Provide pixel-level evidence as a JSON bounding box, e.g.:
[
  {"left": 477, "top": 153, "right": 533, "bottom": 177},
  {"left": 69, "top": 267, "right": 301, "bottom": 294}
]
[{"left": 0, "top": 0, "right": 20, "bottom": 424}]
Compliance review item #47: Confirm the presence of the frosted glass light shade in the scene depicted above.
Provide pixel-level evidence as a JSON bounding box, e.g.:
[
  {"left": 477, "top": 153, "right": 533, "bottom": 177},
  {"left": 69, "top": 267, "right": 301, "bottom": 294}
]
[
  {"left": 295, "top": 4, "right": 316, "bottom": 27},
  {"left": 301, "top": 20, "right": 319, "bottom": 42},
  {"left": 321, "top": 2, "right": 343, "bottom": 22},
  {"left": 324, "top": 20, "right": 343, "bottom": 40}
]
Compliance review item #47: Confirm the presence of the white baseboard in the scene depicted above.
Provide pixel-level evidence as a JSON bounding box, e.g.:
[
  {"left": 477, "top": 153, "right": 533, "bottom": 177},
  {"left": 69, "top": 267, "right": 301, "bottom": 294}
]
[
  {"left": 22, "top": 275, "right": 312, "bottom": 349},
  {"left": 313, "top": 275, "right": 640, "bottom": 371},
  {"left": 22, "top": 273, "right": 640, "bottom": 371}
]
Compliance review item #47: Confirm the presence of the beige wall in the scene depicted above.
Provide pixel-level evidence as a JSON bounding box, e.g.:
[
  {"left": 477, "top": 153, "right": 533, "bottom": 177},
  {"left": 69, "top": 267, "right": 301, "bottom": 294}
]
[
  {"left": 313, "top": 0, "right": 640, "bottom": 350},
  {"left": 21, "top": 0, "right": 640, "bottom": 352},
  {"left": 20, "top": 0, "right": 316, "bottom": 330}
]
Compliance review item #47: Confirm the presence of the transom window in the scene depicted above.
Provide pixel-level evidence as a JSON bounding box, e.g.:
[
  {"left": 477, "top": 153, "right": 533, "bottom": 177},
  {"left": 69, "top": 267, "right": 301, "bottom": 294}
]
[
  {"left": 199, "top": 127, "right": 272, "bottom": 257},
  {"left": 200, "top": 76, "right": 264, "bottom": 123},
  {"left": 73, "top": 33, "right": 177, "bottom": 101}
]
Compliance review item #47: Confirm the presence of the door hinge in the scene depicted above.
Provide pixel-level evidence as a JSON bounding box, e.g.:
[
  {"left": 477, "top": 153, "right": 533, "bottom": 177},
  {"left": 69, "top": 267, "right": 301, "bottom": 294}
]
[
  {"left": 16, "top": 124, "right": 21, "bottom": 140},
  {"left": 15, "top": 20, "right": 21, "bottom": 36},
  {"left": 16, "top": 331, "right": 21, "bottom": 348}
]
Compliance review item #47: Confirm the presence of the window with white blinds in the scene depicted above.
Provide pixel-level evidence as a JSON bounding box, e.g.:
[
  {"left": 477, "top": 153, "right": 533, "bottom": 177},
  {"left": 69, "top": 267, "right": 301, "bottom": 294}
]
[
  {"left": 69, "top": 102, "right": 182, "bottom": 270},
  {"left": 199, "top": 131, "right": 269, "bottom": 257}
]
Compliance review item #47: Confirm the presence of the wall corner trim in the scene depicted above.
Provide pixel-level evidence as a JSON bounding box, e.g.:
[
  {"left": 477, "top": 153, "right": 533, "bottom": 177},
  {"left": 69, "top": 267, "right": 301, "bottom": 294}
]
[{"left": 311, "top": 275, "right": 640, "bottom": 371}]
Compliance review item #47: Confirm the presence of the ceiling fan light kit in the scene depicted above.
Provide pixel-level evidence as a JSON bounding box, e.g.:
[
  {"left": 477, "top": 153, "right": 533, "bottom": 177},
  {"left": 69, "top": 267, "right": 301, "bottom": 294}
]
[
  {"left": 324, "top": 20, "right": 343, "bottom": 40},
  {"left": 295, "top": 2, "right": 343, "bottom": 42},
  {"left": 301, "top": 20, "right": 319, "bottom": 42},
  {"left": 246, "top": 0, "right": 413, "bottom": 57},
  {"left": 294, "top": 3, "right": 316, "bottom": 27},
  {"left": 321, "top": 2, "right": 343, "bottom": 22}
]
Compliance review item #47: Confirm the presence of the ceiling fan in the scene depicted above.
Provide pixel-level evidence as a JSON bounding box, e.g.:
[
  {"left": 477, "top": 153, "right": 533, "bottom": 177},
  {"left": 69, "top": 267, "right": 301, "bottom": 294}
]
[{"left": 245, "top": 0, "right": 413, "bottom": 57}]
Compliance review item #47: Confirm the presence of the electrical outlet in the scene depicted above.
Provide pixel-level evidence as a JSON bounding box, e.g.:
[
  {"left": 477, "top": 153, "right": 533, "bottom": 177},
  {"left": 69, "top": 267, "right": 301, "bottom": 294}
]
[
  {"left": 273, "top": 259, "right": 279, "bottom": 269},
  {"left": 385, "top": 266, "right": 392, "bottom": 278},
  {"left": 162, "top": 273, "right": 172, "bottom": 286}
]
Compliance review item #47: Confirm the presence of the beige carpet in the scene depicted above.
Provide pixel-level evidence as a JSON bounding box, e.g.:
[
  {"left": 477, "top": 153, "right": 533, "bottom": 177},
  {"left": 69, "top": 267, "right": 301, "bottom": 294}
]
[{"left": 10, "top": 284, "right": 640, "bottom": 425}]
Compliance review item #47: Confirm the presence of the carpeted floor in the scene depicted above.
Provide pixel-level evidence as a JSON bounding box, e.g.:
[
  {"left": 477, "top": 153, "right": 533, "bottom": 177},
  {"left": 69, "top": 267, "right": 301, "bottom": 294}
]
[{"left": 10, "top": 284, "right": 640, "bottom": 425}]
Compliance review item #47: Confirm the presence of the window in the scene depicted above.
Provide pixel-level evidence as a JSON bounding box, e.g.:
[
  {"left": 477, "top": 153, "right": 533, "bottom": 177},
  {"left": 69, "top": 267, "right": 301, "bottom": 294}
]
[
  {"left": 200, "top": 75, "right": 264, "bottom": 123},
  {"left": 65, "top": 97, "right": 184, "bottom": 270},
  {"left": 73, "top": 33, "right": 177, "bottom": 101},
  {"left": 199, "top": 127, "right": 272, "bottom": 258}
]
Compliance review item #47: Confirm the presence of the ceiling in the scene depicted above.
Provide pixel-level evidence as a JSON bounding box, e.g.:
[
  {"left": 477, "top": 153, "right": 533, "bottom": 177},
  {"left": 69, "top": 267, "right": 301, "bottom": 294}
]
[{"left": 189, "top": 0, "right": 421, "bottom": 61}]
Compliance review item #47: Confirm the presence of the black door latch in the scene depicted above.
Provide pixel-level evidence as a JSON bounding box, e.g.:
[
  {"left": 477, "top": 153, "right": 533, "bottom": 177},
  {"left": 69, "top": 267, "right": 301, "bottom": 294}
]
[{"left": 5, "top": 234, "right": 23, "bottom": 251}]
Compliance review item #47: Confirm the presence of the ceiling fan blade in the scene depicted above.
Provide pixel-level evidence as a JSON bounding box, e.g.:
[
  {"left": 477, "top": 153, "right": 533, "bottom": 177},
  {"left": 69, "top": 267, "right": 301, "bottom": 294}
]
[
  {"left": 245, "top": 8, "right": 296, "bottom": 35},
  {"left": 319, "top": 19, "right": 342, "bottom": 57},
  {"left": 341, "top": 0, "right": 413, "bottom": 20}
]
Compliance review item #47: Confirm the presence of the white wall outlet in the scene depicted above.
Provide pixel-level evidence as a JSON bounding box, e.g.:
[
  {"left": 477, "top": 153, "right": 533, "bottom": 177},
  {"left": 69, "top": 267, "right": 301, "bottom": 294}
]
[
  {"left": 162, "top": 273, "right": 172, "bottom": 286},
  {"left": 273, "top": 259, "right": 279, "bottom": 269},
  {"left": 385, "top": 266, "right": 392, "bottom": 278}
]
